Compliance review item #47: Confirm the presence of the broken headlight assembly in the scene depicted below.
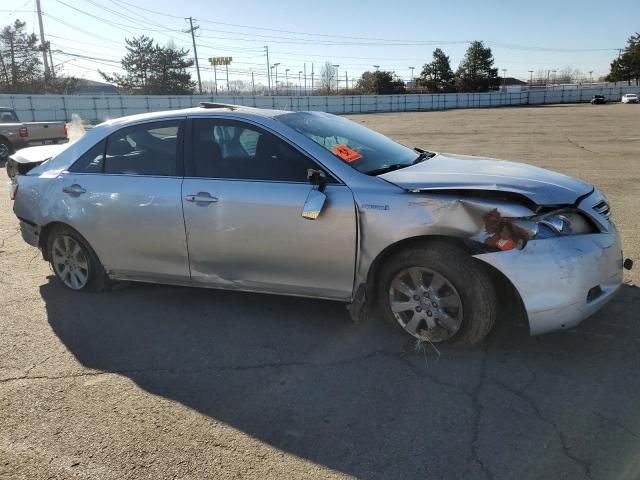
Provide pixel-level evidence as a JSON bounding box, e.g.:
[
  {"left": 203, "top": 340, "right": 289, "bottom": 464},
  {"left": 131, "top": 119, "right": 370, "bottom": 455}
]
[{"left": 481, "top": 208, "right": 597, "bottom": 251}]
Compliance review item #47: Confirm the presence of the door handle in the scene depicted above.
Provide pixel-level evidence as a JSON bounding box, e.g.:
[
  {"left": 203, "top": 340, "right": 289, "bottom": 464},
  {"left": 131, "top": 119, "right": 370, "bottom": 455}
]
[
  {"left": 62, "top": 184, "right": 86, "bottom": 195},
  {"left": 185, "top": 192, "right": 218, "bottom": 203}
]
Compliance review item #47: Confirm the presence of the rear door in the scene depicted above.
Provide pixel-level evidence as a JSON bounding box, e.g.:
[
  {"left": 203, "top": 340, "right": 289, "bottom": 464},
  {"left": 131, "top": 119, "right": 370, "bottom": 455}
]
[
  {"left": 60, "top": 119, "right": 189, "bottom": 282},
  {"left": 182, "top": 117, "right": 357, "bottom": 300}
]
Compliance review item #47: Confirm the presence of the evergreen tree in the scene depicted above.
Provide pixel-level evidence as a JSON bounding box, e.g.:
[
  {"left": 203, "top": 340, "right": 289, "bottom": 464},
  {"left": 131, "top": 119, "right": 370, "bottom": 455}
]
[
  {"left": 101, "top": 36, "right": 195, "bottom": 94},
  {"left": 418, "top": 48, "right": 455, "bottom": 93},
  {"left": 455, "top": 41, "right": 499, "bottom": 92},
  {"left": 0, "top": 19, "right": 42, "bottom": 93},
  {"left": 605, "top": 33, "right": 640, "bottom": 84}
]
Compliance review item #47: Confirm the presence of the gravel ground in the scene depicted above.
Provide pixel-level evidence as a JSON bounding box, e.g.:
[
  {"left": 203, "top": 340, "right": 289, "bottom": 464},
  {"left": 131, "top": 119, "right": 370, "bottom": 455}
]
[{"left": 1, "top": 103, "right": 639, "bottom": 480}]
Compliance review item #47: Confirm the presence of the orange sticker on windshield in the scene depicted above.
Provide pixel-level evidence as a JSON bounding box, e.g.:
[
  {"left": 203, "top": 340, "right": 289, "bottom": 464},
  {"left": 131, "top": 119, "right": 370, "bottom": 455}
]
[{"left": 331, "top": 144, "right": 362, "bottom": 163}]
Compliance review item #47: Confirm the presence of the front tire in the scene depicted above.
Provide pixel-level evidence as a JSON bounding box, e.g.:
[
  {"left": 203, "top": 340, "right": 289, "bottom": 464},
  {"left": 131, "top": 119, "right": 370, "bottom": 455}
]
[
  {"left": 47, "top": 226, "right": 111, "bottom": 292},
  {"left": 377, "top": 241, "right": 497, "bottom": 348}
]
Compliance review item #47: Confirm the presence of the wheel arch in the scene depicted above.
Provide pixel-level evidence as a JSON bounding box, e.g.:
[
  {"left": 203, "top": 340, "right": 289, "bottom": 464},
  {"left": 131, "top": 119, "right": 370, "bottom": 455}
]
[
  {"left": 39, "top": 221, "right": 96, "bottom": 263},
  {"left": 363, "top": 234, "right": 527, "bottom": 327},
  {"left": 0, "top": 134, "right": 13, "bottom": 153}
]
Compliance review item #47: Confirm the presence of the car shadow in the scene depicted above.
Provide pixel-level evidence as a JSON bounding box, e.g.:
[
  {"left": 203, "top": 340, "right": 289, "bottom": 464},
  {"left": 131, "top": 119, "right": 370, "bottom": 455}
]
[{"left": 40, "top": 279, "right": 640, "bottom": 479}]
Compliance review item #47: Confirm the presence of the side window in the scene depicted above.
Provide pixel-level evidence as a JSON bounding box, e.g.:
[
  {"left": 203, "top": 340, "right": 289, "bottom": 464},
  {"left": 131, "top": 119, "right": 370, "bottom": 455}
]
[
  {"left": 192, "top": 119, "right": 321, "bottom": 182},
  {"left": 104, "top": 121, "right": 180, "bottom": 176},
  {"left": 69, "top": 140, "right": 105, "bottom": 173}
]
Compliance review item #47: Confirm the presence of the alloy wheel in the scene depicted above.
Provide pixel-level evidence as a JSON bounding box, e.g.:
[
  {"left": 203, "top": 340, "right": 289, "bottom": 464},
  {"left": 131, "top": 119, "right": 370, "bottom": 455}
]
[
  {"left": 388, "top": 267, "right": 463, "bottom": 342},
  {"left": 51, "top": 235, "right": 90, "bottom": 290}
]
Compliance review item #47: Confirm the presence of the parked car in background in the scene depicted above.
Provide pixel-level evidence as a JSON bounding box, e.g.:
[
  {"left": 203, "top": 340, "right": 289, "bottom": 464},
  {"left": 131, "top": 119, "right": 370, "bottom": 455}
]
[
  {"left": 621, "top": 93, "right": 639, "bottom": 104},
  {"left": 8, "top": 104, "right": 631, "bottom": 347},
  {"left": 590, "top": 95, "right": 606, "bottom": 105},
  {"left": 0, "top": 107, "right": 68, "bottom": 162}
]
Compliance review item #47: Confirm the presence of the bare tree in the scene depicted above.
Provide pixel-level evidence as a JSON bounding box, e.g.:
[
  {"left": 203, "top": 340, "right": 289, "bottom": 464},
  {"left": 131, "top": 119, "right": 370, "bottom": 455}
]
[{"left": 318, "top": 61, "right": 336, "bottom": 94}]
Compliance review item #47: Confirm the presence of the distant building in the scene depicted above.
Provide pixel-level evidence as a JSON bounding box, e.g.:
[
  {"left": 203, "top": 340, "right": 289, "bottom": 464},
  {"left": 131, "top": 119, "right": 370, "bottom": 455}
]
[
  {"left": 72, "top": 79, "right": 119, "bottom": 95},
  {"left": 500, "top": 77, "right": 527, "bottom": 92}
]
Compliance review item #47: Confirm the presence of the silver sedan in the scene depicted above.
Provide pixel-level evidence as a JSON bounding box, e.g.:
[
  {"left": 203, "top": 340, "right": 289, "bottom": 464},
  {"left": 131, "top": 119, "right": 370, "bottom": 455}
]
[{"left": 9, "top": 104, "right": 630, "bottom": 347}]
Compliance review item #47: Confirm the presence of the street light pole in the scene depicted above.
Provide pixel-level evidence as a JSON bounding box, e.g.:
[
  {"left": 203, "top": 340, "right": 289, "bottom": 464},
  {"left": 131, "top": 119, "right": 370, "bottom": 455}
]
[
  {"left": 373, "top": 65, "right": 380, "bottom": 94},
  {"left": 225, "top": 63, "right": 230, "bottom": 95},
  {"left": 298, "top": 71, "right": 302, "bottom": 96},
  {"left": 409, "top": 66, "right": 414, "bottom": 83},
  {"left": 528, "top": 70, "right": 534, "bottom": 86},
  {"left": 273, "top": 63, "right": 280, "bottom": 95},
  {"left": 332, "top": 64, "right": 340, "bottom": 94},
  {"left": 285, "top": 68, "right": 290, "bottom": 95}
]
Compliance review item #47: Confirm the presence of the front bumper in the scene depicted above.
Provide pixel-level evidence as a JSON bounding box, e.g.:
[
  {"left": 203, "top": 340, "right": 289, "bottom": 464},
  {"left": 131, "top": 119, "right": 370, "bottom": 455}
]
[{"left": 474, "top": 227, "right": 624, "bottom": 335}]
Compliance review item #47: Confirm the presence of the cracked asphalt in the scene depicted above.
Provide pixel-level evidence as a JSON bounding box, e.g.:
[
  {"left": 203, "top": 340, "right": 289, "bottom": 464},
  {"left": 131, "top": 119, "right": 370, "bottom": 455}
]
[{"left": 1, "top": 103, "right": 639, "bottom": 479}]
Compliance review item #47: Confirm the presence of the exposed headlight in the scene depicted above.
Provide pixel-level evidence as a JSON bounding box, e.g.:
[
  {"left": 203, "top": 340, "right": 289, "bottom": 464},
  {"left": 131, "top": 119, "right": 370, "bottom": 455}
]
[
  {"left": 481, "top": 208, "right": 596, "bottom": 251},
  {"left": 536, "top": 211, "right": 594, "bottom": 236}
]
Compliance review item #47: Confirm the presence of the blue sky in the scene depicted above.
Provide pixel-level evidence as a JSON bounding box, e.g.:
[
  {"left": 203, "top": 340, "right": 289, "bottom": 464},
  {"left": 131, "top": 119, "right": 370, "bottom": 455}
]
[{"left": 3, "top": 0, "right": 638, "bottom": 87}]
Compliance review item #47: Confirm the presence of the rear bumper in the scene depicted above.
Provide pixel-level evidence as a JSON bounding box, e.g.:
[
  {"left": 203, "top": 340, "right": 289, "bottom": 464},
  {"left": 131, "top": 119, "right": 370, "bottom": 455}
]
[
  {"left": 18, "top": 218, "right": 39, "bottom": 247},
  {"left": 475, "top": 227, "right": 624, "bottom": 335}
]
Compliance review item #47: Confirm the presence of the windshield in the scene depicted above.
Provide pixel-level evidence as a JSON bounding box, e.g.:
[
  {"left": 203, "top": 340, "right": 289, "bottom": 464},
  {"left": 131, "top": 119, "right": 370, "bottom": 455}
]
[{"left": 276, "top": 111, "right": 420, "bottom": 175}]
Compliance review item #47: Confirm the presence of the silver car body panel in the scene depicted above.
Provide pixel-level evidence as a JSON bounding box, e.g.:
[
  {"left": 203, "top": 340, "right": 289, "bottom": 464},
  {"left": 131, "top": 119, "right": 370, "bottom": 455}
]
[
  {"left": 475, "top": 227, "right": 623, "bottom": 335},
  {"left": 182, "top": 180, "right": 357, "bottom": 299},
  {"left": 12, "top": 107, "right": 625, "bottom": 337},
  {"left": 380, "top": 152, "right": 593, "bottom": 205}
]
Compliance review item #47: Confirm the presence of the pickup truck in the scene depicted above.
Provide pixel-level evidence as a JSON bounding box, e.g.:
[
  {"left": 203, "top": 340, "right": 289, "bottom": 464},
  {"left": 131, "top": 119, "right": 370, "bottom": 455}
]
[{"left": 0, "top": 107, "right": 68, "bottom": 162}]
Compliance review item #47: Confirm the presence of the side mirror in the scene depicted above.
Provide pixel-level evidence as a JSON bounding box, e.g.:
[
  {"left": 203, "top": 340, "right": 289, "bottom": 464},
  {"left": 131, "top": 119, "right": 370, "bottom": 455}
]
[
  {"left": 302, "top": 169, "right": 328, "bottom": 220},
  {"left": 302, "top": 188, "right": 327, "bottom": 220}
]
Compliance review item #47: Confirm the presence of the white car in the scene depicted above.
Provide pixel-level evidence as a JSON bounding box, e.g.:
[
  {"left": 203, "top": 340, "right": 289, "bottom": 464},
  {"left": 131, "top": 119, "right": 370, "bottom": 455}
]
[{"left": 621, "top": 93, "right": 639, "bottom": 104}]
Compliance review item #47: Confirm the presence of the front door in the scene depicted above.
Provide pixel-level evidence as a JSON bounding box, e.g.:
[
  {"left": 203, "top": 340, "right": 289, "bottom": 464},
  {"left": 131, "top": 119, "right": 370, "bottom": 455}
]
[{"left": 182, "top": 118, "right": 357, "bottom": 300}]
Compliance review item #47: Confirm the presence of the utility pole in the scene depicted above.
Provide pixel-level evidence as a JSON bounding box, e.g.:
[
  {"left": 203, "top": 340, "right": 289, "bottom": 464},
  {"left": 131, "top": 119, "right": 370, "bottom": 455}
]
[
  {"left": 35, "top": 0, "right": 50, "bottom": 84},
  {"left": 298, "top": 71, "right": 302, "bottom": 96},
  {"left": 589, "top": 70, "right": 593, "bottom": 84},
  {"left": 265, "top": 46, "right": 271, "bottom": 96},
  {"left": 409, "top": 66, "right": 414, "bottom": 82},
  {"left": 311, "top": 63, "right": 314, "bottom": 93},
  {"left": 304, "top": 63, "right": 307, "bottom": 95},
  {"left": 333, "top": 64, "right": 340, "bottom": 94},
  {"left": 251, "top": 71, "right": 255, "bottom": 95},
  {"left": 186, "top": 17, "right": 202, "bottom": 94},
  {"left": 528, "top": 70, "right": 533, "bottom": 86},
  {"left": 48, "top": 42, "right": 55, "bottom": 79},
  {"left": 345, "top": 71, "right": 348, "bottom": 91}
]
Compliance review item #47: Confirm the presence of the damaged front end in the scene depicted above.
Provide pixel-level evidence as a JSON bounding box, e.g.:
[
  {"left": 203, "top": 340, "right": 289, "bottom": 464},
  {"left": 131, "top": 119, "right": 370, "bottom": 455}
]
[{"left": 352, "top": 183, "right": 628, "bottom": 336}]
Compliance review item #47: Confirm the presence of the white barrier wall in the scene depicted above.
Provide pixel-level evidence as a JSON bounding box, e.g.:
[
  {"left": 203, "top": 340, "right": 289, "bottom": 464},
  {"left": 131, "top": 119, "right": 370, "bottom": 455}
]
[{"left": 1, "top": 85, "right": 637, "bottom": 122}]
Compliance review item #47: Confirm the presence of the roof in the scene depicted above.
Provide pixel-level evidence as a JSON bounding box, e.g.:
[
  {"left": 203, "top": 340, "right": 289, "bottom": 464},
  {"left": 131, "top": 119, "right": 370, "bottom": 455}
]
[{"left": 103, "top": 104, "right": 291, "bottom": 129}]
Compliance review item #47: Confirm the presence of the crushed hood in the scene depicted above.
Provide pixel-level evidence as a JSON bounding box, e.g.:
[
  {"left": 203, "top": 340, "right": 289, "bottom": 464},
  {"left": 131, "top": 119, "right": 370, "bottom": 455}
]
[{"left": 380, "top": 152, "right": 593, "bottom": 205}]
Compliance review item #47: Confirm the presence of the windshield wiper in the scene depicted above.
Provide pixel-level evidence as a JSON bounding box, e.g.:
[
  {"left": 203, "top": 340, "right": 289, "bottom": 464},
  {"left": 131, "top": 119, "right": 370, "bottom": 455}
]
[{"left": 365, "top": 164, "right": 408, "bottom": 176}]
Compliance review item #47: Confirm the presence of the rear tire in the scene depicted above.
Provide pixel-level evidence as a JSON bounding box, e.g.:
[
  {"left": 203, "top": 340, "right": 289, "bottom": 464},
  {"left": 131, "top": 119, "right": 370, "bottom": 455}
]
[
  {"left": 47, "top": 225, "right": 111, "bottom": 292},
  {"left": 377, "top": 241, "right": 497, "bottom": 348},
  {"left": 0, "top": 138, "right": 11, "bottom": 162}
]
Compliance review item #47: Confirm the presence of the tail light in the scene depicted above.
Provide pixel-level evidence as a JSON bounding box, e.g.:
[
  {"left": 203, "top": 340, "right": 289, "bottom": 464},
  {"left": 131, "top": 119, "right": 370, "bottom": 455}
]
[
  {"left": 19, "top": 127, "right": 28, "bottom": 138},
  {"left": 10, "top": 182, "right": 18, "bottom": 201},
  {"left": 64, "top": 124, "right": 68, "bottom": 137}
]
